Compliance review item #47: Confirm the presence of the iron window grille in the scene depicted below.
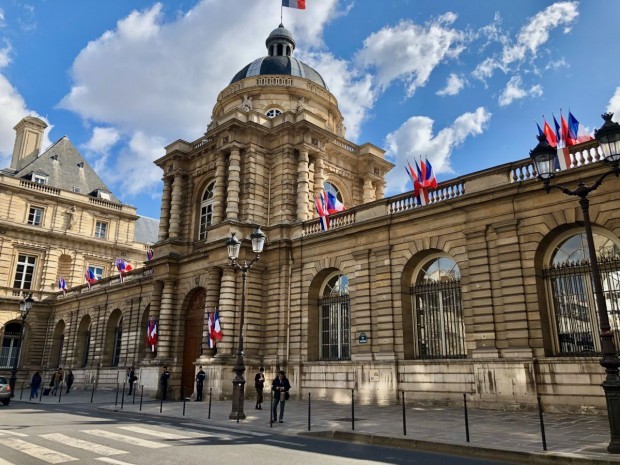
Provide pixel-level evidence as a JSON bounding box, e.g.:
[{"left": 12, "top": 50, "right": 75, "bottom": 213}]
[{"left": 319, "top": 295, "right": 350, "bottom": 361}]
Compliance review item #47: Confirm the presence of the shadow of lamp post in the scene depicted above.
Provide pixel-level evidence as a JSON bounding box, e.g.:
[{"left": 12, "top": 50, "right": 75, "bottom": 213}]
[
  {"left": 529, "top": 113, "right": 620, "bottom": 453},
  {"left": 226, "top": 227, "right": 266, "bottom": 420},
  {"left": 9, "top": 294, "right": 35, "bottom": 398}
]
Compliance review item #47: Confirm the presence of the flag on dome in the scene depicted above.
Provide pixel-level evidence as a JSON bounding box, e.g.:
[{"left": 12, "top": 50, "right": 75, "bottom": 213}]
[
  {"left": 282, "top": 0, "right": 306, "bottom": 9},
  {"left": 84, "top": 268, "right": 98, "bottom": 288},
  {"left": 58, "top": 277, "right": 67, "bottom": 296}
]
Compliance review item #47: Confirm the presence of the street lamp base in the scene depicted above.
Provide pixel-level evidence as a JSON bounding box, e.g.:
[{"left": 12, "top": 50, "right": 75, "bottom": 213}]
[
  {"left": 229, "top": 380, "right": 246, "bottom": 420},
  {"left": 603, "top": 379, "right": 620, "bottom": 454}
]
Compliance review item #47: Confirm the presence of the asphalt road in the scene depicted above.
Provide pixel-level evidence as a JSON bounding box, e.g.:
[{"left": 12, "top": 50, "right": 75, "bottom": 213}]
[{"left": 0, "top": 403, "right": 515, "bottom": 465}]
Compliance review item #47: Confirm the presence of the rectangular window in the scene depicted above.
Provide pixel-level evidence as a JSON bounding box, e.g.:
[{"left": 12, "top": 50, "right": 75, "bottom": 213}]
[
  {"left": 32, "top": 174, "right": 48, "bottom": 184},
  {"left": 94, "top": 221, "right": 108, "bottom": 239},
  {"left": 13, "top": 254, "right": 36, "bottom": 290},
  {"left": 319, "top": 296, "right": 350, "bottom": 361},
  {"left": 88, "top": 265, "right": 104, "bottom": 280},
  {"left": 27, "top": 207, "right": 44, "bottom": 226},
  {"left": 72, "top": 186, "right": 81, "bottom": 193}
]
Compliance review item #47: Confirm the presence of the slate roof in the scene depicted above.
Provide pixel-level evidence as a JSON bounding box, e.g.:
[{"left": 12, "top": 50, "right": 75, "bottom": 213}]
[
  {"left": 230, "top": 56, "right": 327, "bottom": 88},
  {"left": 134, "top": 216, "right": 159, "bottom": 244}
]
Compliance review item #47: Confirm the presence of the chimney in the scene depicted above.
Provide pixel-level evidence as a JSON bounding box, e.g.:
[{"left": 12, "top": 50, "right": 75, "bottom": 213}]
[{"left": 11, "top": 116, "right": 47, "bottom": 171}]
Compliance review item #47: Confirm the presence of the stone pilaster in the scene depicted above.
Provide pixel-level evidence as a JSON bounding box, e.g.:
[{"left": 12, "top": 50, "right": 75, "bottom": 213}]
[
  {"left": 375, "top": 180, "right": 385, "bottom": 199},
  {"left": 158, "top": 177, "right": 172, "bottom": 241},
  {"left": 168, "top": 175, "right": 183, "bottom": 239},
  {"left": 213, "top": 152, "right": 226, "bottom": 224},
  {"left": 155, "top": 280, "right": 175, "bottom": 360},
  {"left": 296, "top": 148, "right": 310, "bottom": 221},
  {"left": 226, "top": 148, "right": 241, "bottom": 220},
  {"left": 313, "top": 153, "right": 325, "bottom": 196},
  {"left": 363, "top": 178, "right": 374, "bottom": 203}
]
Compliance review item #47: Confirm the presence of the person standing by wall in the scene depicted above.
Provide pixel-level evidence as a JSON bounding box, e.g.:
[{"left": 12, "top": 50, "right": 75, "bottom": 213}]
[
  {"left": 30, "top": 372, "right": 42, "bottom": 400},
  {"left": 254, "top": 366, "right": 265, "bottom": 410},
  {"left": 160, "top": 366, "right": 170, "bottom": 400},
  {"left": 127, "top": 367, "right": 136, "bottom": 395},
  {"left": 195, "top": 366, "right": 206, "bottom": 401},
  {"left": 271, "top": 370, "right": 290, "bottom": 423},
  {"left": 65, "top": 369, "right": 74, "bottom": 394},
  {"left": 51, "top": 367, "right": 64, "bottom": 396}
]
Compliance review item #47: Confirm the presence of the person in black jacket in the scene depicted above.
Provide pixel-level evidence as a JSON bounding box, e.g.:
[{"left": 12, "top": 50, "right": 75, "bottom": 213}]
[
  {"left": 127, "top": 367, "right": 137, "bottom": 395},
  {"left": 195, "top": 366, "right": 206, "bottom": 401},
  {"left": 30, "top": 372, "right": 42, "bottom": 400},
  {"left": 160, "top": 366, "right": 170, "bottom": 400},
  {"left": 65, "top": 370, "right": 74, "bottom": 394},
  {"left": 271, "top": 370, "right": 291, "bottom": 423},
  {"left": 254, "top": 366, "right": 265, "bottom": 410}
]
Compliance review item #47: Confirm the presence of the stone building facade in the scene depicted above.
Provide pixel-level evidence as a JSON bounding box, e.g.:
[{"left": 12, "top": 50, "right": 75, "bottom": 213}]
[{"left": 6, "top": 25, "right": 620, "bottom": 414}]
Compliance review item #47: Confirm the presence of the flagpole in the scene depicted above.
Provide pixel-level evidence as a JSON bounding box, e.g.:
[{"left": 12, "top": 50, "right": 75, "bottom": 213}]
[{"left": 281, "top": 4, "right": 283, "bottom": 24}]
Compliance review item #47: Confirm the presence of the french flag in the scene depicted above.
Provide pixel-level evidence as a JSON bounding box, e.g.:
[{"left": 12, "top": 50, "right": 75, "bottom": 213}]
[
  {"left": 146, "top": 248, "right": 154, "bottom": 261},
  {"left": 58, "top": 277, "right": 67, "bottom": 296},
  {"left": 405, "top": 162, "right": 420, "bottom": 195},
  {"left": 116, "top": 258, "right": 133, "bottom": 282},
  {"left": 211, "top": 308, "right": 223, "bottom": 341},
  {"left": 314, "top": 195, "right": 330, "bottom": 231},
  {"left": 326, "top": 191, "right": 345, "bottom": 214},
  {"left": 147, "top": 318, "right": 157, "bottom": 351},
  {"left": 84, "top": 268, "right": 98, "bottom": 288},
  {"left": 282, "top": 0, "right": 306, "bottom": 9}
]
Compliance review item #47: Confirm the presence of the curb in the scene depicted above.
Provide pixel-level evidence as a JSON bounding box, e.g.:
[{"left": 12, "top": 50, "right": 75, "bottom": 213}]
[{"left": 300, "top": 431, "right": 618, "bottom": 465}]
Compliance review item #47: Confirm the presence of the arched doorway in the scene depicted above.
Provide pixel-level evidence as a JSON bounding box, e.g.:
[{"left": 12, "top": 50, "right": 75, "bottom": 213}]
[
  {"left": 182, "top": 289, "right": 205, "bottom": 397},
  {"left": 49, "top": 320, "right": 65, "bottom": 368}
]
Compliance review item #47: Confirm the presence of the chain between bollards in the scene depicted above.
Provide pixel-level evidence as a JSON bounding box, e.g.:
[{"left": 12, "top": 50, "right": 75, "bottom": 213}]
[
  {"left": 139, "top": 385, "right": 144, "bottom": 411},
  {"left": 402, "top": 391, "right": 407, "bottom": 436},
  {"left": 463, "top": 393, "right": 470, "bottom": 443},
  {"left": 208, "top": 387, "right": 212, "bottom": 419},
  {"left": 351, "top": 389, "right": 355, "bottom": 431},
  {"left": 537, "top": 395, "right": 547, "bottom": 451},
  {"left": 308, "top": 392, "right": 311, "bottom": 432}
]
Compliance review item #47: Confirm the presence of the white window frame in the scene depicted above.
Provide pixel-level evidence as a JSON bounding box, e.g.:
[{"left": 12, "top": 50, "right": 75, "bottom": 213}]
[
  {"left": 94, "top": 221, "right": 108, "bottom": 239},
  {"left": 32, "top": 174, "right": 48, "bottom": 184},
  {"left": 27, "top": 206, "right": 44, "bottom": 226},
  {"left": 88, "top": 265, "right": 104, "bottom": 280},
  {"left": 199, "top": 182, "right": 215, "bottom": 240},
  {"left": 13, "top": 254, "right": 36, "bottom": 290}
]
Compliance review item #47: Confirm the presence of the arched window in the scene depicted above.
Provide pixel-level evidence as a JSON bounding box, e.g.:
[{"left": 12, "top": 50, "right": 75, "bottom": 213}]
[
  {"left": 105, "top": 309, "right": 123, "bottom": 367},
  {"left": 543, "top": 232, "right": 620, "bottom": 355},
  {"left": 49, "top": 321, "right": 65, "bottom": 368},
  {"left": 0, "top": 322, "right": 22, "bottom": 369},
  {"left": 324, "top": 181, "right": 343, "bottom": 203},
  {"left": 112, "top": 317, "right": 123, "bottom": 367},
  {"left": 411, "top": 256, "right": 466, "bottom": 359},
  {"left": 199, "top": 182, "right": 215, "bottom": 240},
  {"left": 75, "top": 315, "right": 91, "bottom": 368},
  {"left": 319, "top": 273, "right": 350, "bottom": 361}
]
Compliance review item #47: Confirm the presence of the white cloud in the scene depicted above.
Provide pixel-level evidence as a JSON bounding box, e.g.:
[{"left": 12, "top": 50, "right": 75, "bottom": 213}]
[
  {"left": 0, "top": 8, "right": 5, "bottom": 27},
  {"left": 437, "top": 73, "right": 465, "bottom": 96},
  {"left": 607, "top": 88, "right": 620, "bottom": 119},
  {"left": 384, "top": 107, "right": 491, "bottom": 194},
  {"left": 498, "top": 76, "right": 543, "bottom": 107},
  {"left": 83, "top": 127, "right": 120, "bottom": 154},
  {"left": 355, "top": 13, "right": 466, "bottom": 97}
]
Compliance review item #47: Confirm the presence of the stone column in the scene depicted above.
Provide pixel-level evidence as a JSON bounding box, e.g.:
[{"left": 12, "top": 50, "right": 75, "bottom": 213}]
[
  {"left": 155, "top": 280, "right": 175, "bottom": 360},
  {"left": 146, "top": 280, "right": 164, "bottom": 361},
  {"left": 158, "top": 178, "right": 172, "bottom": 241},
  {"left": 226, "top": 148, "right": 241, "bottom": 220},
  {"left": 375, "top": 180, "right": 385, "bottom": 199},
  {"left": 213, "top": 152, "right": 226, "bottom": 224},
  {"left": 216, "top": 266, "right": 238, "bottom": 358},
  {"left": 363, "top": 178, "right": 375, "bottom": 203},
  {"left": 296, "top": 148, "right": 310, "bottom": 221},
  {"left": 168, "top": 175, "right": 183, "bottom": 239},
  {"left": 313, "top": 153, "right": 325, "bottom": 196}
]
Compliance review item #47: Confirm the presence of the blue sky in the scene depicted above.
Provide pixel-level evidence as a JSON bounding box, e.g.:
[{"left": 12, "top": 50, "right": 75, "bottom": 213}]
[{"left": 1, "top": 0, "right": 619, "bottom": 219}]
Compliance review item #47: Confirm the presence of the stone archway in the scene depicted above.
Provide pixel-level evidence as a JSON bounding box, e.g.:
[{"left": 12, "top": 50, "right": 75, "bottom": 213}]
[{"left": 182, "top": 289, "right": 205, "bottom": 397}]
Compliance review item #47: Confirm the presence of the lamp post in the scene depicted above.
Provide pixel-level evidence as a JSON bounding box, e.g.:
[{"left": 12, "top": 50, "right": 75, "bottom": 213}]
[
  {"left": 9, "top": 294, "right": 35, "bottom": 398},
  {"left": 226, "top": 227, "right": 266, "bottom": 420},
  {"left": 529, "top": 113, "right": 620, "bottom": 453}
]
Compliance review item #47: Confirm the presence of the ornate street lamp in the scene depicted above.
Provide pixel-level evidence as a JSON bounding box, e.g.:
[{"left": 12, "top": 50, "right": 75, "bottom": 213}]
[
  {"left": 226, "top": 227, "right": 266, "bottom": 420},
  {"left": 9, "top": 294, "right": 35, "bottom": 397},
  {"left": 530, "top": 113, "right": 620, "bottom": 453}
]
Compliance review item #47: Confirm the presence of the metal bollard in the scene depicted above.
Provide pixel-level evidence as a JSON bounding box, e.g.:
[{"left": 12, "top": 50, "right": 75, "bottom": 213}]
[
  {"left": 139, "top": 385, "right": 144, "bottom": 411},
  {"left": 402, "top": 391, "right": 407, "bottom": 436},
  {"left": 537, "top": 395, "right": 547, "bottom": 451},
  {"left": 20, "top": 384, "right": 24, "bottom": 400},
  {"left": 160, "top": 389, "right": 163, "bottom": 413},
  {"left": 463, "top": 393, "right": 470, "bottom": 443},
  {"left": 90, "top": 383, "right": 95, "bottom": 403},
  {"left": 115, "top": 382, "right": 119, "bottom": 407},
  {"left": 182, "top": 386, "right": 186, "bottom": 416},
  {"left": 351, "top": 389, "right": 355, "bottom": 431},
  {"left": 308, "top": 392, "right": 311, "bottom": 432},
  {"left": 39, "top": 384, "right": 43, "bottom": 402},
  {"left": 208, "top": 388, "right": 212, "bottom": 419},
  {"left": 133, "top": 383, "right": 137, "bottom": 405},
  {"left": 270, "top": 388, "right": 273, "bottom": 428},
  {"left": 121, "top": 382, "right": 126, "bottom": 410},
  {"left": 58, "top": 383, "right": 62, "bottom": 403}
]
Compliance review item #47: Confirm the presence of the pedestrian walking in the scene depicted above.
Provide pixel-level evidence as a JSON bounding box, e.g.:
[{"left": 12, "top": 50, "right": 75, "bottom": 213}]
[
  {"left": 127, "top": 367, "right": 137, "bottom": 395},
  {"left": 195, "top": 366, "right": 206, "bottom": 401},
  {"left": 65, "top": 369, "right": 74, "bottom": 394},
  {"left": 160, "top": 366, "right": 170, "bottom": 400},
  {"left": 30, "top": 371, "right": 42, "bottom": 400},
  {"left": 271, "top": 370, "right": 291, "bottom": 423},
  {"left": 254, "top": 366, "right": 265, "bottom": 409},
  {"left": 51, "top": 367, "right": 64, "bottom": 396}
]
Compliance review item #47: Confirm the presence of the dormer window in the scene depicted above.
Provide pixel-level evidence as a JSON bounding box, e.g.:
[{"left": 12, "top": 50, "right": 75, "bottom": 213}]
[
  {"left": 32, "top": 174, "right": 48, "bottom": 184},
  {"left": 95, "top": 189, "right": 111, "bottom": 200},
  {"left": 266, "top": 108, "right": 282, "bottom": 118}
]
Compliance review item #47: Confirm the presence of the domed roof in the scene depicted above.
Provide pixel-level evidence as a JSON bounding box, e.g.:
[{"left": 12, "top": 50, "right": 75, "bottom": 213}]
[{"left": 230, "top": 24, "right": 327, "bottom": 89}]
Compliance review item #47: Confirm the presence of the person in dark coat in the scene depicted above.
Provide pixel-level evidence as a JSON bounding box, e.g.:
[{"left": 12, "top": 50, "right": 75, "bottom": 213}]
[
  {"left": 30, "top": 372, "right": 42, "bottom": 400},
  {"left": 65, "top": 369, "right": 74, "bottom": 394},
  {"left": 254, "top": 366, "right": 265, "bottom": 410},
  {"left": 271, "top": 370, "right": 291, "bottom": 423},
  {"left": 195, "top": 366, "right": 206, "bottom": 401},
  {"left": 51, "top": 367, "right": 63, "bottom": 396},
  {"left": 160, "top": 366, "right": 170, "bottom": 400},
  {"left": 127, "top": 367, "right": 136, "bottom": 395}
]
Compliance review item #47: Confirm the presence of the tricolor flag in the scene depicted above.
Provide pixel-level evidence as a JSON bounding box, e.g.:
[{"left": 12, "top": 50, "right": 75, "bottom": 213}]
[
  {"left": 146, "top": 248, "right": 154, "bottom": 261},
  {"left": 58, "top": 277, "right": 67, "bottom": 296},
  {"left": 211, "top": 308, "right": 223, "bottom": 341},
  {"left": 326, "top": 191, "right": 345, "bottom": 215},
  {"left": 206, "top": 311, "right": 214, "bottom": 348},
  {"left": 147, "top": 318, "right": 157, "bottom": 351},
  {"left": 84, "top": 268, "right": 98, "bottom": 289},
  {"left": 314, "top": 195, "right": 330, "bottom": 231},
  {"left": 422, "top": 158, "right": 437, "bottom": 189},
  {"left": 282, "top": 0, "right": 306, "bottom": 9},
  {"left": 405, "top": 162, "right": 420, "bottom": 195},
  {"left": 568, "top": 111, "right": 594, "bottom": 145},
  {"left": 554, "top": 114, "right": 571, "bottom": 171},
  {"left": 115, "top": 258, "right": 133, "bottom": 282}
]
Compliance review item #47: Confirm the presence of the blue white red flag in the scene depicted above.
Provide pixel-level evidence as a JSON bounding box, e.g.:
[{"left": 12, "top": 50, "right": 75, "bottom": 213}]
[
  {"left": 554, "top": 114, "right": 571, "bottom": 171},
  {"left": 146, "top": 248, "right": 154, "bottom": 261},
  {"left": 58, "top": 277, "right": 67, "bottom": 295},
  {"left": 115, "top": 258, "right": 133, "bottom": 282},
  {"left": 568, "top": 111, "right": 594, "bottom": 145},
  {"left": 326, "top": 191, "right": 345, "bottom": 215},
  {"left": 282, "top": 0, "right": 306, "bottom": 9},
  {"left": 405, "top": 162, "right": 420, "bottom": 195},
  {"left": 211, "top": 308, "right": 223, "bottom": 341},
  {"left": 147, "top": 318, "right": 157, "bottom": 351},
  {"left": 314, "top": 195, "right": 330, "bottom": 231},
  {"left": 84, "top": 268, "right": 98, "bottom": 288},
  {"left": 423, "top": 158, "right": 437, "bottom": 189}
]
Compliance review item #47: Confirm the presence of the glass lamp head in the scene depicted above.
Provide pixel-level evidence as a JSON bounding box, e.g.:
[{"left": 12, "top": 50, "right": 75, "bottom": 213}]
[
  {"left": 595, "top": 113, "right": 620, "bottom": 164},
  {"left": 226, "top": 232, "right": 241, "bottom": 260},
  {"left": 529, "top": 133, "right": 557, "bottom": 180},
  {"left": 250, "top": 227, "right": 266, "bottom": 254}
]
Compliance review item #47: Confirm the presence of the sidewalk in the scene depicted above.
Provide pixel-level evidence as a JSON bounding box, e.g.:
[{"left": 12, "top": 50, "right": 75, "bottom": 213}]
[{"left": 12, "top": 387, "right": 620, "bottom": 465}]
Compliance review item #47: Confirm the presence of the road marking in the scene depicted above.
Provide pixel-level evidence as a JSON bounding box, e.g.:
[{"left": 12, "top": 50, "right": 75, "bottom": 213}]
[
  {"left": 82, "top": 430, "right": 169, "bottom": 449},
  {"left": 0, "top": 431, "right": 29, "bottom": 437},
  {"left": 95, "top": 458, "right": 136, "bottom": 465},
  {"left": 0, "top": 438, "right": 78, "bottom": 464},
  {"left": 9, "top": 409, "right": 41, "bottom": 413},
  {"left": 0, "top": 458, "right": 17, "bottom": 465},
  {"left": 40, "top": 433, "right": 127, "bottom": 456},
  {"left": 180, "top": 423, "right": 268, "bottom": 437},
  {"left": 117, "top": 426, "right": 197, "bottom": 440},
  {"left": 265, "top": 439, "right": 305, "bottom": 447}
]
